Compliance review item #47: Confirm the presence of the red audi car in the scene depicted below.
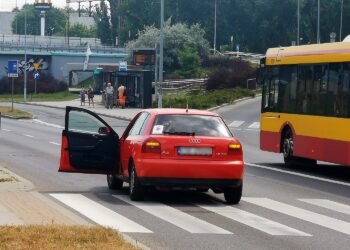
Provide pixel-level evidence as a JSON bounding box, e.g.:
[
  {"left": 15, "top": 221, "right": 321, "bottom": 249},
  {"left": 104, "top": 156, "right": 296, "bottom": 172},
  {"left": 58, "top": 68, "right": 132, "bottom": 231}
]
[{"left": 59, "top": 107, "right": 244, "bottom": 204}]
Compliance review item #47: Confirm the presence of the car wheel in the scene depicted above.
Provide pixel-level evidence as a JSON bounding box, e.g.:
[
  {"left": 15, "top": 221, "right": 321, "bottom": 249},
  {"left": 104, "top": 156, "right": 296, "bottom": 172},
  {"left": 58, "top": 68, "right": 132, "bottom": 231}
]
[
  {"left": 282, "top": 128, "right": 317, "bottom": 167},
  {"left": 224, "top": 182, "right": 242, "bottom": 204},
  {"left": 107, "top": 174, "right": 123, "bottom": 190},
  {"left": 129, "top": 163, "right": 144, "bottom": 201}
]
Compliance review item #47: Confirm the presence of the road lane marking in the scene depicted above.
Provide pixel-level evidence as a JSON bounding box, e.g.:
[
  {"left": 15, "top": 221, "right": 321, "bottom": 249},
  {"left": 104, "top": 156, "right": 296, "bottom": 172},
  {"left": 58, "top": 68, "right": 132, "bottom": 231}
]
[
  {"left": 248, "top": 122, "right": 260, "bottom": 129},
  {"left": 23, "top": 134, "right": 34, "bottom": 138},
  {"left": 50, "top": 194, "right": 152, "bottom": 233},
  {"left": 299, "top": 199, "right": 350, "bottom": 216},
  {"left": 243, "top": 198, "right": 350, "bottom": 236},
  {"left": 245, "top": 162, "right": 350, "bottom": 187},
  {"left": 198, "top": 202, "right": 310, "bottom": 236},
  {"left": 114, "top": 195, "right": 231, "bottom": 234},
  {"left": 32, "top": 119, "right": 64, "bottom": 129},
  {"left": 49, "top": 142, "right": 61, "bottom": 146},
  {"left": 1, "top": 129, "right": 11, "bottom": 132},
  {"left": 229, "top": 121, "right": 245, "bottom": 128}
]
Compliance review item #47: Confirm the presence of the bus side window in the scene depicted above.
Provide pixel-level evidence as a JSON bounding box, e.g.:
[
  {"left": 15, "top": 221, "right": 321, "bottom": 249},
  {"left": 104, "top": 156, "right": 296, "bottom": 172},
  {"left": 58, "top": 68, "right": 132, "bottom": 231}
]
[
  {"left": 328, "top": 63, "right": 341, "bottom": 116},
  {"left": 342, "top": 63, "right": 350, "bottom": 117}
]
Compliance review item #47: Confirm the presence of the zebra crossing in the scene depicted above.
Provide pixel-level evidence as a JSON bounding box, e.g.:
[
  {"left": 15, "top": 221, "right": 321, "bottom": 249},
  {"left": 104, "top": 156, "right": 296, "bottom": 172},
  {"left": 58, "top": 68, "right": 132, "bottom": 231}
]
[
  {"left": 228, "top": 120, "right": 260, "bottom": 130},
  {"left": 50, "top": 193, "right": 350, "bottom": 237}
]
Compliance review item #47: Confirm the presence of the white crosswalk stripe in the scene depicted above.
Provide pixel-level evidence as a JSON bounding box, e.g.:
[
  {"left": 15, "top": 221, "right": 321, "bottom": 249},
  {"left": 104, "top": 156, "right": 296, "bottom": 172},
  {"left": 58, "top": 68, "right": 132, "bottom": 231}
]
[
  {"left": 248, "top": 122, "right": 260, "bottom": 129},
  {"left": 50, "top": 193, "right": 152, "bottom": 233},
  {"left": 299, "top": 199, "right": 350, "bottom": 216},
  {"left": 114, "top": 195, "right": 231, "bottom": 234},
  {"left": 229, "top": 121, "right": 245, "bottom": 128},
  {"left": 198, "top": 202, "right": 310, "bottom": 236},
  {"left": 50, "top": 193, "right": 350, "bottom": 237},
  {"left": 243, "top": 198, "right": 350, "bottom": 236}
]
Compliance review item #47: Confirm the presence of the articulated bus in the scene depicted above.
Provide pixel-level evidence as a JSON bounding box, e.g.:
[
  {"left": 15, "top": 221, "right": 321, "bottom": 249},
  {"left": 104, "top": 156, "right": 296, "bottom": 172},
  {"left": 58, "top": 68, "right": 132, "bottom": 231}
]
[{"left": 257, "top": 41, "right": 350, "bottom": 166}]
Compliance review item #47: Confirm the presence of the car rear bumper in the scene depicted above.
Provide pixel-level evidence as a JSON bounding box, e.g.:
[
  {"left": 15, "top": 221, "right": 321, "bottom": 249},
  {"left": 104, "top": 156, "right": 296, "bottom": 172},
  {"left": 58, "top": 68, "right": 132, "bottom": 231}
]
[
  {"left": 135, "top": 158, "right": 244, "bottom": 180},
  {"left": 138, "top": 177, "right": 242, "bottom": 188}
]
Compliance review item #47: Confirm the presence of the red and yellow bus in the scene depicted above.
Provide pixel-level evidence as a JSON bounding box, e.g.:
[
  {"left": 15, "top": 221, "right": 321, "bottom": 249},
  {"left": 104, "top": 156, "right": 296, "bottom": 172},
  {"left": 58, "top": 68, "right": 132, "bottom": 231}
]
[{"left": 258, "top": 42, "right": 350, "bottom": 166}]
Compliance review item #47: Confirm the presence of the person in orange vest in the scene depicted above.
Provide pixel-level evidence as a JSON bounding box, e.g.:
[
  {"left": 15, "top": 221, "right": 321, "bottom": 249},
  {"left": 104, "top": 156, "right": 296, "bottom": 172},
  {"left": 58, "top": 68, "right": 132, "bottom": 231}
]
[{"left": 118, "top": 84, "right": 126, "bottom": 108}]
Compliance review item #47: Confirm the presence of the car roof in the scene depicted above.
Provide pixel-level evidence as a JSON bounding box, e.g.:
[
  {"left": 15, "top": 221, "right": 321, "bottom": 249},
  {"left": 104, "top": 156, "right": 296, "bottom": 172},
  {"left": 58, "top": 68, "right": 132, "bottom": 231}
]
[{"left": 142, "top": 108, "right": 220, "bottom": 117}]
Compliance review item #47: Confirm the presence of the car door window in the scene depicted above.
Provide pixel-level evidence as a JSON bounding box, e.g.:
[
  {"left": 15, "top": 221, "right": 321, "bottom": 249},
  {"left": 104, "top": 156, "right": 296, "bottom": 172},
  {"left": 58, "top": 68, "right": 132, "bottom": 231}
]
[
  {"left": 139, "top": 114, "right": 151, "bottom": 135},
  {"left": 69, "top": 110, "right": 105, "bottom": 134},
  {"left": 128, "top": 112, "right": 149, "bottom": 137}
]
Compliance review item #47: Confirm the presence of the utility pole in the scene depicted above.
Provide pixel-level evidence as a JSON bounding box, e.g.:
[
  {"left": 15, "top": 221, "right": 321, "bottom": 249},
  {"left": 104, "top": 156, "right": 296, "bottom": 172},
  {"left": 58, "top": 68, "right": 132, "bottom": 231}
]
[
  {"left": 340, "top": 0, "right": 344, "bottom": 41},
  {"left": 24, "top": 0, "right": 27, "bottom": 102},
  {"left": 214, "top": 0, "right": 217, "bottom": 54},
  {"left": 297, "top": 0, "right": 300, "bottom": 45},
  {"left": 158, "top": 0, "right": 164, "bottom": 108},
  {"left": 317, "top": 0, "right": 320, "bottom": 44}
]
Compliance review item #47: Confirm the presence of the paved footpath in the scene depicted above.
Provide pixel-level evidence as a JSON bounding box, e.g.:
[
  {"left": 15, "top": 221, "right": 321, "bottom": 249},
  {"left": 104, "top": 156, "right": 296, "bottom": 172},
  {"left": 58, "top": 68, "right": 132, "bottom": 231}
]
[
  {"left": 0, "top": 165, "right": 89, "bottom": 226},
  {"left": 21, "top": 95, "right": 142, "bottom": 121}
]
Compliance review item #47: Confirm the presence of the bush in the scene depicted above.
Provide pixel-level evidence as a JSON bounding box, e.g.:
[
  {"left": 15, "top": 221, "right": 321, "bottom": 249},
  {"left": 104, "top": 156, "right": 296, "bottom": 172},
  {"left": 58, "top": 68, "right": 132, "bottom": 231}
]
[
  {"left": 206, "top": 58, "right": 256, "bottom": 90},
  {"left": 0, "top": 74, "right": 67, "bottom": 94},
  {"left": 161, "top": 87, "right": 255, "bottom": 109}
]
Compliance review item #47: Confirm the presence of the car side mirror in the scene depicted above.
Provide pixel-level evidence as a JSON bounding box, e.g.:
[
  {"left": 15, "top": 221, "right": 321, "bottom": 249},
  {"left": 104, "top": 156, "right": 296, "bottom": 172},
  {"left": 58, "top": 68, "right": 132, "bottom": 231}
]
[{"left": 98, "top": 127, "right": 110, "bottom": 135}]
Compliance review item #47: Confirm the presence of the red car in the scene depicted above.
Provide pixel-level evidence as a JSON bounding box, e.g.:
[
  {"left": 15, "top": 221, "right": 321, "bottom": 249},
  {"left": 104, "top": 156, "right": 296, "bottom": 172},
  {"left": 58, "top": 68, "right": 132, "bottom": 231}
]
[{"left": 59, "top": 107, "right": 244, "bottom": 204}]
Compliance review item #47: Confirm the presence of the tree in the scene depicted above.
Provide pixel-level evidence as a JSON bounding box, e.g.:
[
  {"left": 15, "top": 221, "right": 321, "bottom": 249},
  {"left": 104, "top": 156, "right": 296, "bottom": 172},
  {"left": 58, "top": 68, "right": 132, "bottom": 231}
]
[
  {"left": 12, "top": 4, "right": 66, "bottom": 36},
  {"left": 95, "top": 0, "right": 113, "bottom": 45},
  {"left": 127, "top": 20, "right": 210, "bottom": 71},
  {"left": 69, "top": 24, "right": 97, "bottom": 38}
]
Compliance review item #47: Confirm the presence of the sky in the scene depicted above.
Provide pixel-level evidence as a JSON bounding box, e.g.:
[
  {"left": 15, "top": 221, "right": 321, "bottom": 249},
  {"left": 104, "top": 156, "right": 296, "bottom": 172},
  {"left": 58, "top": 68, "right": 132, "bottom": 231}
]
[{"left": 0, "top": 0, "right": 93, "bottom": 11}]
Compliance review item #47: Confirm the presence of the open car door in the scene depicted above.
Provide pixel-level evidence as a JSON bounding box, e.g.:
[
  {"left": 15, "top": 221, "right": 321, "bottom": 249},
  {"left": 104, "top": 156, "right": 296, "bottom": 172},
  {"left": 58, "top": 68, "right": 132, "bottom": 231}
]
[{"left": 59, "top": 106, "right": 119, "bottom": 174}]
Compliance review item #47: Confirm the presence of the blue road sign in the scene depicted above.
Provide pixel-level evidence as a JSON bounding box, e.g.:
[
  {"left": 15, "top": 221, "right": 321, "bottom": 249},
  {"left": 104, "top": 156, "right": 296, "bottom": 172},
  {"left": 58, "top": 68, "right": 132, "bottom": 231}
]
[
  {"left": 119, "top": 61, "right": 127, "bottom": 72},
  {"left": 33, "top": 71, "right": 40, "bottom": 80},
  {"left": 8, "top": 60, "right": 18, "bottom": 77}
]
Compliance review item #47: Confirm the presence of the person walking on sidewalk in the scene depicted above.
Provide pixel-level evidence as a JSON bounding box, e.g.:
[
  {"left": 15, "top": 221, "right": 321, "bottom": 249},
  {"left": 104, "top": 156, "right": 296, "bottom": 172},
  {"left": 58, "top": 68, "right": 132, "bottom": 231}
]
[
  {"left": 80, "top": 88, "right": 86, "bottom": 106},
  {"left": 105, "top": 82, "right": 114, "bottom": 109},
  {"left": 87, "top": 86, "right": 94, "bottom": 107}
]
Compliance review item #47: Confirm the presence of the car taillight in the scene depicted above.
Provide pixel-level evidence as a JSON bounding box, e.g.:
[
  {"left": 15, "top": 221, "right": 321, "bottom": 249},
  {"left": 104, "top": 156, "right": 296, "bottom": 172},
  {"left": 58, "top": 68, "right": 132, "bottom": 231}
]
[
  {"left": 228, "top": 143, "right": 242, "bottom": 155},
  {"left": 142, "top": 138, "right": 161, "bottom": 154}
]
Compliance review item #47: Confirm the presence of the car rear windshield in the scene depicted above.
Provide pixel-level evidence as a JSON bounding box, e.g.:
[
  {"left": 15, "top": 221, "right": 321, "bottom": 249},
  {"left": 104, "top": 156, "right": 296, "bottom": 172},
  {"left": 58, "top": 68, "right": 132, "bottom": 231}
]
[{"left": 151, "top": 114, "right": 232, "bottom": 137}]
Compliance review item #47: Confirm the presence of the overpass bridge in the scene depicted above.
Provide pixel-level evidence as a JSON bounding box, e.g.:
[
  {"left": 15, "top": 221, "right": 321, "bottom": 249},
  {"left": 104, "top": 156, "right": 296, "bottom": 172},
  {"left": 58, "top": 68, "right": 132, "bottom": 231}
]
[{"left": 0, "top": 35, "right": 128, "bottom": 85}]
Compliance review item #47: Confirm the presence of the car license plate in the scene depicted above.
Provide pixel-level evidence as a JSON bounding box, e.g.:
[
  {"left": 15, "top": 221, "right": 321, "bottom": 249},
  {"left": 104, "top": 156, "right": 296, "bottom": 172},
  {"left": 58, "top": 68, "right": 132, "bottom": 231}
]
[{"left": 177, "top": 147, "right": 212, "bottom": 156}]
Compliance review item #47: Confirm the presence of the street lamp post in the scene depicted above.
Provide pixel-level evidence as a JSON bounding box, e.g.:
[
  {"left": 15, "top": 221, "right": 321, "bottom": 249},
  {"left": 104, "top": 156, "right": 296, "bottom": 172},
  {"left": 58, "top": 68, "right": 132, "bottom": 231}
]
[
  {"left": 340, "top": 0, "right": 344, "bottom": 41},
  {"left": 158, "top": 0, "right": 164, "bottom": 108},
  {"left": 297, "top": 0, "right": 300, "bottom": 45},
  {"left": 317, "top": 0, "right": 320, "bottom": 44},
  {"left": 214, "top": 0, "right": 217, "bottom": 54},
  {"left": 24, "top": 0, "right": 27, "bottom": 102}
]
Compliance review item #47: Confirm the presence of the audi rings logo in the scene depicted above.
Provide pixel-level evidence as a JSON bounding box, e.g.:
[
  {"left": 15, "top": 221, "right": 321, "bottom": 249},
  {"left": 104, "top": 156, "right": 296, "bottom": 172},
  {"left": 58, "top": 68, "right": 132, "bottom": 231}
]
[{"left": 189, "top": 138, "right": 201, "bottom": 144}]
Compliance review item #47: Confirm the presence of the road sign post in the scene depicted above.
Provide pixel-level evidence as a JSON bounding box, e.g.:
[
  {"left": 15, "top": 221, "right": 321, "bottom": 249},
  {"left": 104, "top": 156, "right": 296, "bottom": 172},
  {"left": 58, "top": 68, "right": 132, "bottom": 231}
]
[{"left": 7, "top": 60, "right": 19, "bottom": 112}]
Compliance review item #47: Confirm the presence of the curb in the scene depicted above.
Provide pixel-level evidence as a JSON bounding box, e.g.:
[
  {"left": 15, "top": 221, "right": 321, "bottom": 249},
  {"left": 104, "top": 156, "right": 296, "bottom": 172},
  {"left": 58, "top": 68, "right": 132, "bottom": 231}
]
[
  {"left": 0, "top": 165, "right": 34, "bottom": 191},
  {"left": 16, "top": 102, "right": 133, "bottom": 122},
  {"left": 208, "top": 95, "right": 258, "bottom": 111},
  {"left": 0, "top": 114, "right": 33, "bottom": 120}
]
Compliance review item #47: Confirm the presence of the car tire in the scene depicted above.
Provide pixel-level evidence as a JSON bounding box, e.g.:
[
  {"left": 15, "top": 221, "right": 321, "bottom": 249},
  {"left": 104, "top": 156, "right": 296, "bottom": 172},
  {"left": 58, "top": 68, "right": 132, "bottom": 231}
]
[
  {"left": 129, "top": 163, "right": 144, "bottom": 201},
  {"left": 107, "top": 174, "right": 123, "bottom": 190},
  {"left": 196, "top": 188, "right": 209, "bottom": 192},
  {"left": 224, "top": 182, "right": 242, "bottom": 204}
]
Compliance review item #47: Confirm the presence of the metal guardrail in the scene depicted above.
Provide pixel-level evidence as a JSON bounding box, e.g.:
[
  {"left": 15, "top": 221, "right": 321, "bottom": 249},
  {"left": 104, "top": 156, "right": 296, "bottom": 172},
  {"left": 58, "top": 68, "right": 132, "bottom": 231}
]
[
  {"left": 0, "top": 34, "right": 127, "bottom": 54},
  {"left": 153, "top": 79, "right": 207, "bottom": 95}
]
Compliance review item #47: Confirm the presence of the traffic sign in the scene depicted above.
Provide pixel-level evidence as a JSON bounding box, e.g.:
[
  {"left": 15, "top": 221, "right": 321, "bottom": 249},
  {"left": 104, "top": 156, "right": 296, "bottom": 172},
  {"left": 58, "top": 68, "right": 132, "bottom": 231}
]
[
  {"left": 119, "top": 61, "right": 127, "bottom": 72},
  {"left": 33, "top": 63, "right": 40, "bottom": 71},
  {"left": 7, "top": 60, "right": 18, "bottom": 78},
  {"left": 33, "top": 71, "right": 40, "bottom": 80}
]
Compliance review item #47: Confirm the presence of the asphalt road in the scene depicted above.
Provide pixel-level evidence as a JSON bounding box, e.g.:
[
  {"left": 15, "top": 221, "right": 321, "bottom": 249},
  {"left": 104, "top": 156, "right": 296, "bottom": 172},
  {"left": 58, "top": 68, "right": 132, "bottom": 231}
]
[{"left": 1, "top": 99, "right": 350, "bottom": 250}]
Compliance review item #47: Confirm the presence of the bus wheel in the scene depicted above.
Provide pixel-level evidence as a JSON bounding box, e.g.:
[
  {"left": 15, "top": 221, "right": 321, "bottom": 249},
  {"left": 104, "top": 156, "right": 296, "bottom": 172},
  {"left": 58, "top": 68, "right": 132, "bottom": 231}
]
[
  {"left": 282, "top": 128, "right": 296, "bottom": 167},
  {"left": 282, "top": 129, "right": 317, "bottom": 167}
]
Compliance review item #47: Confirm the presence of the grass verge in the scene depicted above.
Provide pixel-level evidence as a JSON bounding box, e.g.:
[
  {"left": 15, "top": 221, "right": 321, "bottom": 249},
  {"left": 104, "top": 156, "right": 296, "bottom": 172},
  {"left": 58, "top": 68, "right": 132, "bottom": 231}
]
[
  {"left": 0, "top": 92, "right": 78, "bottom": 102},
  {"left": 161, "top": 87, "right": 255, "bottom": 109},
  {"left": 0, "top": 106, "right": 32, "bottom": 119},
  {"left": 0, "top": 225, "right": 139, "bottom": 250}
]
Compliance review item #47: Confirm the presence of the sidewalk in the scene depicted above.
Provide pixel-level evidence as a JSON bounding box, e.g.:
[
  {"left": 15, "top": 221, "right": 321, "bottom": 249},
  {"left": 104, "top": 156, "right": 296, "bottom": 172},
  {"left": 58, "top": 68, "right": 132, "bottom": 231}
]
[
  {"left": 0, "top": 165, "right": 89, "bottom": 226},
  {"left": 21, "top": 95, "right": 142, "bottom": 121}
]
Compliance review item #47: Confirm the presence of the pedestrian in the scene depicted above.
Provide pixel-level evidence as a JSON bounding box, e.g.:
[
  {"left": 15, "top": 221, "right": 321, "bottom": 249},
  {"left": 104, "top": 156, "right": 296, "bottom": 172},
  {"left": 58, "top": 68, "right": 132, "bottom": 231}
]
[
  {"left": 80, "top": 88, "right": 86, "bottom": 106},
  {"left": 87, "top": 86, "right": 94, "bottom": 107},
  {"left": 105, "top": 82, "right": 114, "bottom": 109},
  {"left": 118, "top": 83, "right": 126, "bottom": 108}
]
